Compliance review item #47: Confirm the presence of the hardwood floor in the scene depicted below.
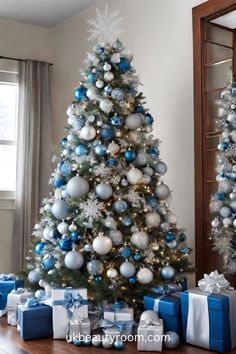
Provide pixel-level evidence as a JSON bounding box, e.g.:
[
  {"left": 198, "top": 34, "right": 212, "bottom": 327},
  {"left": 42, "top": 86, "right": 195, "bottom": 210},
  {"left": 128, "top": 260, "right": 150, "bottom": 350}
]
[{"left": 0, "top": 317, "right": 235, "bottom": 354}]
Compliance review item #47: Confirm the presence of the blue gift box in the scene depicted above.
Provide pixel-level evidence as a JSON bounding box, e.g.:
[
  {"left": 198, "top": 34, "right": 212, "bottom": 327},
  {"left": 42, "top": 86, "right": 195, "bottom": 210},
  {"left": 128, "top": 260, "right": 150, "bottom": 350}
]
[
  {"left": 0, "top": 279, "right": 24, "bottom": 310},
  {"left": 181, "top": 290, "right": 234, "bottom": 353},
  {"left": 19, "top": 304, "right": 53, "bottom": 340},
  {"left": 143, "top": 293, "right": 181, "bottom": 335}
]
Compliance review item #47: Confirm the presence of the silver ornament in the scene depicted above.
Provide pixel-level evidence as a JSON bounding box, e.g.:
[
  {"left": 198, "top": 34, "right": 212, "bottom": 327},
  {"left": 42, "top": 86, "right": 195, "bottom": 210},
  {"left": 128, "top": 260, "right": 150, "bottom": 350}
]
[
  {"left": 131, "top": 231, "right": 149, "bottom": 249},
  {"left": 99, "top": 99, "right": 114, "bottom": 114},
  {"left": 111, "top": 88, "right": 125, "bottom": 101},
  {"left": 96, "top": 80, "right": 104, "bottom": 89},
  {"left": 167, "top": 240, "right": 177, "bottom": 249},
  {"left": 109, "top": 230, "right": 123, "bottom": 245},
  {"left": 164, "top": 331, "right": 180, "bottom": 349},
  {"left": 43, "top": 226, "right": 54, "bottom": 240},
  {"left": 80, "top": 125, "right": 96, "bottom": 141},
  {"left": 52, "top": 200, "right": 68, "bottom": 219},
  {"left": 103, "top": 216, "right": 117, "bottom": 229},
  {"left": 86, "top": 86, "right": 97, "bottom": 100},
  {"left": 57, "top": 221, "right": 69, "bottom": 235},
  {"left": 219, "top": 180, "right": 233, "bottom": 194},
  {"left": 209, "top": 200, "right": 223, "bottom": 213},
  {"left": 102, "top": 336, "right": 113, "bottom": 348},
  {"left": 140, "top": 310, "right": 159, "bottom": 322},
  {"left": 28, "top": 269, "right": 42, "bottom": 284},
  {"left": 96, "top": 182, "right": 113, "bottom": 200},
  {"left": 136, "top": 152, "right": 149, "bottom": 166},
  {"left": 127, "top": 167, "right": 143, "bottom": 185},
  {"left": 154, "top": 161, "right": 167, "bottom": 175},
  {"left": 107, "top": 268, "right": 118, "bottom": 279},
  {"left": 104, "top": 72, "right": 114, "bottom": 82},
  {"left": 87, "top": 259, "right": 103, "bottom": 275},
  {"left": 125, "top": 113, "right": 143, "bottom": 130},
  {"left": 155, "top": 184, "right": 170, "bottom": 200},
  {"left": 68, "top": 222, "right": 77, "bottom": 232},
  {"left": 92, "top": 335, "right": 102, "bottom": 347},
  {"left": 220, "top": 207, "right": 231, "bottom": 218},
  {"left": 93, "top": 235, "right": 112, "bottom": 255},
  {"left": 67, "top": 176, "right": 89, "bottom": 199},
  {"left": 146, "top": 212, "right": 161, "bottom": 228},
  {"left": 137, "top": 268, "right": 153, "bottom": 284},
  {"left": 64, "top": 250, "right": 84, "bottom": 270},
  {"left": 119, "top": 261, "right": 136, "bottom": 278},
  {"left": 161, "top": 265, "right": 175, "bottom": 280},
  {"left": 223, "top": 217, "right": 231, "bottom": 227}
]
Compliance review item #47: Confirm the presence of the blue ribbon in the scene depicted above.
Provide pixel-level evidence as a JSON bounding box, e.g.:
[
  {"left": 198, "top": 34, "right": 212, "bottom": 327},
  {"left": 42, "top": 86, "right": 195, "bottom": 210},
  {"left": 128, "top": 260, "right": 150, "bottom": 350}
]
[
  {"left": 110, "top": 301, "right": 128, "bottom": 312},
  {"left": 25, "top": 297, "right": 43, "bottom": 308},
  {"left": 53, "top": 291, "right": 88, "bottom": 318},
  {"left": 151, "top": 284, "right": 182, "bottom": 295},
  {"left": 100, "top": 318, "right": 135, "bottom": 332},
  {"left": 0, "top": 273, "right": 16, "bottom": 281}
]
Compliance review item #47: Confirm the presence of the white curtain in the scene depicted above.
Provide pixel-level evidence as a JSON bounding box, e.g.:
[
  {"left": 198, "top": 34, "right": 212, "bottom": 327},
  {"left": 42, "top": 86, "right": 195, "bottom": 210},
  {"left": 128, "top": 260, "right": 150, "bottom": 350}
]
[{"left": 12, "top": 60, "right": 52, "bottom": 272}]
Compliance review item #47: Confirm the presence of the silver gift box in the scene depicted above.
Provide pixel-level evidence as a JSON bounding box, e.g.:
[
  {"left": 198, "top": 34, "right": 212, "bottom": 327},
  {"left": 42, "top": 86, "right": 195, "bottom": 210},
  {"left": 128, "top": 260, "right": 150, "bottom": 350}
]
[
  {"left": 69, "top": 317, "right": 91, "bottom": 337},
  {"left": 137, "top": 319, "right": 164, "bottom": 352}
]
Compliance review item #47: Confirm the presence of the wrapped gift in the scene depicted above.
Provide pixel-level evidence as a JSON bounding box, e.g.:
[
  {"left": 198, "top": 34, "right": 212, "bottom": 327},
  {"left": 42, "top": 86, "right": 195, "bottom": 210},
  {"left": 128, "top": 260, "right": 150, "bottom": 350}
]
[
  {"left": 44, "top": 288, "right": 88, "bottom": 339},
  {"left": 103, "top": 301, "right": 134, "bottom": 338},
  {"left": 7, "top": 288, "right": 34, "bottom": 326},
  {"left": 19, "top": 304, "right": 53, "bottom": 340},
  {"left": 101, "top": 318, "right": 135, "bottom": 339},
  {"left": 67, "top": 317, "right": 91, "bottom": 342},
  {"left": 143, "top": 292, "right": 181, "bottom": 335},
  {"left": 0, "top": 274, "right": 24, "bottom": 316},
  {"left": 181, "top": 271, "right": 236, "bottom": 353},
  {"left": 137, "top": 318, "right": 164, "bottom": 351}
]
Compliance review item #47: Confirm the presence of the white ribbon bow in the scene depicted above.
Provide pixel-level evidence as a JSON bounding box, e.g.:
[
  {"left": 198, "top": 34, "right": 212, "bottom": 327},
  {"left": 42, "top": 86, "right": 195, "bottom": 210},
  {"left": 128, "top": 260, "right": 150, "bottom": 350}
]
[{"left": 198, "top": 270, "right": 234, "bottom": 294}]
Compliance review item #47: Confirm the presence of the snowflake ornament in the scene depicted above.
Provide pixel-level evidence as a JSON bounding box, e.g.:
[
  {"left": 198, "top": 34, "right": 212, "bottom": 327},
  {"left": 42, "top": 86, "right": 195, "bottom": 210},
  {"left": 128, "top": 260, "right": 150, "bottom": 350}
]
[
  {"left": 124, "top": 189, "right": 145, "bottom": 208},
  {"left": 87, "top": 5, "right": 124, "bottom": 43},
  {"left": 79, "top": 193, "right": 105, "bottom": 227},
  {"left": 93, "top": 163, "right": 112, "bottom": 178}
]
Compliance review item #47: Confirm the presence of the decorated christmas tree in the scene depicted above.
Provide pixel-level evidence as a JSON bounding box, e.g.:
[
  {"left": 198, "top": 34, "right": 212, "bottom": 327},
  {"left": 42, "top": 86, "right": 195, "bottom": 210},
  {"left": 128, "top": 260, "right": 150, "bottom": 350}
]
[
  {"left": 26, "top": 7, "right": 192, "bottom": 304},
  {"left": 210, "top": 83, "right": 236, "bottom": 273}
]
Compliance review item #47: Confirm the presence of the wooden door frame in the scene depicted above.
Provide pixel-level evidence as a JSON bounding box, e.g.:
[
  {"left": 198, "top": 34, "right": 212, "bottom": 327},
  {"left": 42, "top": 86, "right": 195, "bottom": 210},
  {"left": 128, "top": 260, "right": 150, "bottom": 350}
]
[{"left": 193, "top": 0, "right": 236, "bottom": 281}]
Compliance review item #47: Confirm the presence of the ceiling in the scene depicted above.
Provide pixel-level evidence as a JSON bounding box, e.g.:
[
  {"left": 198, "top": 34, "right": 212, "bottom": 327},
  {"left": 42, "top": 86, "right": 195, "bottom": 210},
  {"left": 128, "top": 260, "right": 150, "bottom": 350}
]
[
  {"left": 211, "top": 10, "right": 236, "bottom": 29},
  {"left": 0, "top": 0, "right": 98, "bottom": 28}
]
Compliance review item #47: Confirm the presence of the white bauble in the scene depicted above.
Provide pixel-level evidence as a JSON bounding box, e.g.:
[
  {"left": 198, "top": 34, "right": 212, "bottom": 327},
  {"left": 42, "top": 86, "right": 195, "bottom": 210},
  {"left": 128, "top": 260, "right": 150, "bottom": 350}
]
[
  {"left": 104, "top": 72, "right": 114, "bottom": 82},
  {"left": 119, "top": 261, "right": 136, "bottom": 278},
  {"left": 167, "top": 240, "right": 178, "bottom": 249},
  {"left": 168, "top": 213, "right": 177, "bottom": 224},
  {"left": 136, "top": 152, "right": 149, "bottom": 166},
  {"left": 96, "top": 80, "right": 104, "bottom": 88},
  {"left": 69, "top": 222, "right": 77, "bottom": 232},
  {"left": 219, "top": 180, "right": 233, "bottom": 194},
  {"left": 67, "top": 115, "right": 78, "bottom": 128},
  {"left": 34, "top": 223, "right": 41, "bottom": 230},
  {"left": 230, "top": 200, "right": 236, "bottom": 211},
  {"left": 43, "top": 226, "right": 53, "bottom": 240},
  {"left": 223, "top": 218, "right": 232, "bottom": 227},
  {"left": 66, "top": 105, "right": 77, "bottom": 116},
  {"left": 107, "top": 141, "right": 120, "bottom": 154},
  {"left": 102, "top": 337, "right": 113, "bottom": 348},
  {"left": 80, "top": 125, "right": 96, "bottom": 141},
  {"left": 140, "top": 310, "right": 159, "bottom": 322},
  {"left": 103, "top": 62, "right": 111, "bottom": 71},
  {"left": 137, "top": 268, "right": 153, "bottom": 284},
  {"left": 64, "top": 250, "right": 84, "bottom": 270},
  {"left": 131, "top": 231, "right": 149, "bottom": 249},
  {"left": 111, "top": 53, "right": 121, "bottom": 63},
  {"left": 96, "top": 182, "right": 113, "bottom": 200},
  {"left": 107, "top": 268, "right": 118, "bottom": 279},
  {"left": 211, "top": 219, "right": 220, "bottom": 228},
  {"left": 146, "top": 212, "right": 161, "bottom": 228},
  {"left": 155, "top": 184, "right": 170, "bottom": 200},
  {"left": 67, "top": 176, "right": 89, "bottom": 199},
  {"left": 28, "top": 269, "right": 42, "bottom": 284},
  {"left": 93, "top": 235, "right": 112, "bottom": 255},
  {"left": 127, "top": 167, "right": 143, "bottom": 185},
  {"left": 143, "top": 175, "right": 151, "bottom": 184},
  {"left": 52, "top": 200, "right": 68, "bottom": 219},
  {"left": 57, "top": 221, "right": 69, "bottom": 235},
  {"left": 44, "top": 203, "right": 52, "bottom": 213},
  {"left": 103, "top": 216, "right": 117, "bottom": 229},
  {"left": 233, "top": 219, "right": 236, "bottom": 227},
  {"left": 125, "top": 113, "right": 142, "bottom": 130},
  {"left": 121, "top": 49, "right": 133, "bottom": 62},
  {"left": 220, "top": 207, "right": 231, "bottom": 218},
  {"left": 92, "top": 335, "right": 102, "bottom": 347},
  {"left": 209, "top": 200, "right": 223, "bottom": 213},
  {"left": 86, "top": 86, "right": 97, "bottom": 100},
  {"left": 54, "top": 188, "right": 62, "bottom": 199},
  {"left": 109, "top": 230, "right": 123, "bottom": 245},
  {"left": 99, "top": 99, "right": 114, "bottom": 114},
  {"left": 230, "top": 130, "right": 236, "bottom": 143}
]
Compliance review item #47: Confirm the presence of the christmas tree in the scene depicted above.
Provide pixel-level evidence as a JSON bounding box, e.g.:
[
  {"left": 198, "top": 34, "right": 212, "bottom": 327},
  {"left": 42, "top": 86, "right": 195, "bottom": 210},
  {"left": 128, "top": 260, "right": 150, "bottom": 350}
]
[
  {"left": 210, "top": 83, "right": 236, "bottom": 273},
  {"left": 26, "top": 7, "right": 192, "bottom": 304}
]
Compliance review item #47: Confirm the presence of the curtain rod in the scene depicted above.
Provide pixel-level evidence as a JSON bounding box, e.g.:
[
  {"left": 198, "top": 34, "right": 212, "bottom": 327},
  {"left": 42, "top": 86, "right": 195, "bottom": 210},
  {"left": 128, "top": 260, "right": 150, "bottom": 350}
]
[{"left": 0, "top": 55, "right": 53, "bottom": 65}]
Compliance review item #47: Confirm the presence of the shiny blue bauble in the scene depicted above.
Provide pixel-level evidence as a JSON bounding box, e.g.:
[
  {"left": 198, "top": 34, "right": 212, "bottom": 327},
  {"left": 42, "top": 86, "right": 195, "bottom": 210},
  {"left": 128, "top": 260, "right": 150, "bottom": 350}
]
[
  {"left": 60, "top": 138, "right": 67, "bottom": 147},
  {"left": 120, "top": 246, "right": 131, "bottom": 257},
  {"left": 133, "top": 252, "right": 142, "bottom": 261},
  {"left": 87, "top": 73, "right": 96, "bottom": 84},
  {"left": 148, "top": 147, "right": 159, "bottom": 157},
  {"left": 146, "top": 196, "right": 158, "bottom": 208},
  {"left": 75, "top": 144, "right": 88, "bottom": 156},
  {"left": 51, "top": 229, "right": 62, "bottom": 239},
  {"left": 96, "top": 46, "right": 104, "bottom": 54},
  {"left": 117, "top": 57, "right": 130, "bottom": 72},
  {"left": 129, "top": 276, "right": 136, "bottom": 284},
  {"left": 54, "top": 177, "right": 66, "bottom": 188},
  {"left": 114, "top": 340, "right": 124, "bottom": 350},
  {"left": 94, "top": 275, "right": 102, "bottom": 283},
  {"left": 83, "top": 336, "right": 92, "bottom": 346},
  {"left": 222, "top": 142, "right": 228, "bottom": 150},
  {"left": 100, "top": 127, "right": 115, "bottom": 141},
  {"left": 59, "top": 237, "right": 72, "bottom": 252},
  {"left": 113, "top": 200, "right": 128, "bottom": 213},
  {"left": 181, "top": 247, "right": 189, "bottom": 254},
  {"left": 146, "top": 113, "right": 154, "bottom": 125},
  {"left": 43, "top": 255, "right": 55, "bottom": 270},
  {"left": 95, "top": 144, "right": 107, "bottom": 156},
  {"left": 135, "top": 105, "right": 144, "bottom": 113},
  {"left": 165, "top": 232, "right": 175, "bottom": 243},
  {"left": 179, "top": 232, "right": 187, "bottom": 242},
  {"left": 35, "top": 242, "right": 46, "bottom": 255},
  {"left": 220, "top": 171, "right": 225, "bottom": 178},
  {"left": 227, "top": 172, "right": 236, "bottom": 181},
  {"left": 73, "top": 337, "right": 83, "bottom": 346},
  {"left": 231, "top": 239, "right": 236, "bottom": 249},
  {"left": 109, "top": 115, "right": 123, "bottom": 127},
  {"left": 124, "top": 150, "right": 136, "bottom": 162},
  {"left": 160, "top": 265, "right": 175, "bottom": 280},
  {"left": 122, "top": 216, "right": 132, "bottom": 226},
  {"left": 60, "top": 162, "right": 71, "bottom": 176},
  {"left": 104, "top": 84, "right": 113, "bottom": 94},
  {"left": 215, "top": 192, "right": 224, "bottom": 201},
  {"left": 74, "top": 86, "right": 87, "bottom": 101},
  {"left": 107, "top": 158, "right": 118, "bottom": 166},
  {"left": 70, "top": 231, "right": 81, "bottom": 244}
]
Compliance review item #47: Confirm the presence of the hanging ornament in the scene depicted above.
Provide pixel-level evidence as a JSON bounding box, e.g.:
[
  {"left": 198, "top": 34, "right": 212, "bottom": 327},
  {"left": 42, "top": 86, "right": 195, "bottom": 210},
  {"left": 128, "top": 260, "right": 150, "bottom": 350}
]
[
  {"left": 109, "top": 230, "right": 123, "bottom": 245},
  {"left": 103, "top": 62, "right": 112, "bottom": 71},
  {"left": 160, "top": 265, "right": 175, "bottom": 280},
  {"left": 167, "top": 240, "right": 178, "bottom": 249},
  {"left": 43, "top": 226, "right": 54, "bottom": 240},
  {"left": 120, "top": 246, "right": 131, "bottom": 257},
  {"left": 129, "top": 277, "right": 136, "bottom": 284},
  {"left": 111, "top": 88, "right": 125, "bottom": 101},
  {"left": 93, "top": 234, "right": 112, "bottom": 255},
  {"left": 125, "top": 113, "right": 142, "bottom": 130},
  {"left": 69, "top": 222, "right": 77, "bottom": 232},
  {"left": 155, "top": 184, "right": 170, "bottom": 200},
  {"left": 127, "top": 167, "right": 143, "bottom": 185},
  {"left": 219, "top": 180, "right": 233, "bottom": 193},
  {"left": 146, "top": 212, "right": 161, "bottom": 228},
  {"left": 154, "top": 161, "right": 167, "bottom": 175},
  {"left": 109, "top": 115, "right": 123, "bottom": 127},
  {"left": 100, "top": 126, "right": 115, "bottom": 141},
  {"left": 57, "top": 221, "right": 69, "bottom": 235},
  {"left": 131, "top": 231, "right": 149, "bottom": 249},
  {"left": 107, "top": 141, "right": 120, "bottom": 154},
  {"left": 124, "top": 150, "right": 136, "bottom": 162},
  {"left": 165, "top": 232, "right": 175, "bottom": 243},
  {"left": 137, "top": 268, "right": 153, "bottom": 284},
  {"left": 117, "top": 57, "right": 130, "bottom": 72},
  {"left": 35, "top": 241, "right": 46, "bottom": 255},
  {"left": 119, "top": 261, "right": 136, "bottom": 278},
  {"left": 113, "top": 199, "right": 128, "bottom": 213},
  {"left": 107, "top": 268, "right": 118, "bottom": 279},
  {"left": 99, "top": 99, "right": 114, "bottom": 114},
  {"left": 80, "top": 125, "right": 97, "bottom": 141},
  {"left": 67, "top": 176, "right": 89, "bottom": 199},
  {"left": 96, "top": 80, "right": 104, "bottom": 88},
  {"left": 104, "top": 84, "right": 113, "bottom": 94},
  {"left": 52, "top": 200, "right": 68, "bottom": 219},
  {"left": 96, "top": 182, "right": 113, "bottom": 200},
  {"left": 122, "top": 216, "right": 132, "bottom": 226},
  {"left": 43, "top": 255, "right": 55, "bottom": 270},
  {"left": 95, "top": 144, "right": 107, "bottom": 156},
  {"left": 64, "top": 250, "right": 84, "bottom": 270},
  {"left": 84, "top": 243, "right": 93, "bottom": 252},
  {"left": 103, "top": 216, "right": 117, "bottom": 229},
  {"left": 70, "top": 231, "right": 81, "bottom": 244},
  {"left": 87, "top": 72, "right": 96, "bottom": 84},
  {"left": 75, "top": 144, "right": 88, "bottom": 156},
  {"left": 104, "top": 72, "right": 114, "bottom": 82},
  {"left": 140, "top": 310, "right": 159, "bottom": 322},
  {"left": 87, "top": 259, "right": 104, "bottom": 275},
  {"left": 74, "top": 86, "right": 87, "bottom": 101},
  {"left": 59, "top": 236, "right": 72, "bottom": 252}
]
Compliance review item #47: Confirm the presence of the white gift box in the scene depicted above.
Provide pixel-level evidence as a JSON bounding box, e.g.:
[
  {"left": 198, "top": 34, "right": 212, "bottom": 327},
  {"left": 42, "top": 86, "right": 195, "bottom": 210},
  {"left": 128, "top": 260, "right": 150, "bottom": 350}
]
[
  {"left": 137, "top": 319, "right": 164, "bottom": 352},
  {"left": 103, "top": 308, "right": 134, "bottom": 322},
  {"left": 68, "top": 317, "right": 91, "bottom": 339},
  {"left": 7, "top": 291, "right": 34, "bottom": 326}
]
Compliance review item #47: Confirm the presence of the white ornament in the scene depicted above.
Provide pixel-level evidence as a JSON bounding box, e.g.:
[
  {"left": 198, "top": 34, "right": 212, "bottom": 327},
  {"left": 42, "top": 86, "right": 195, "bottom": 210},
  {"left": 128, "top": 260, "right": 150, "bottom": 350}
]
[
  {"left": 146, "top": 212, "right": 161, "bottom": 228},
  {"left": 102, "top": 336, "right": 113, "bottom": 349},
  {"left": 52, "top": 200, "right": 68, "bottom": 219},
  {"left": 69, "top": 222, "right": 77, "bottom": 232},
  {"left": 140, "top": 310, "right": 159, "bottom": 322},
  {"left": 109, "top": 230, "right": 123, "bottom": 245},
  {"left": 167, "top": 240, "right": 178, "bottom": 249},
  {"left": 107, "top": 268, "right": 118, "bottom": 279},
  {"left": 219, "top": 180, "right": 233, "bottom": 194},
  {"left": 93, "top": 234, "right": 112, "bottom": 255},
  {"left": 107, "top": 141, "right": 120, "bottom": 154},
  {"left": 104, "top": 72, "right": 114, "bottom": 82},
  {"left": 211, "top": 219, "right": 220, "bottom": 228},
  {"left": 131, "top": 231, "right": 149, "bottom": 249},
  {"left": 57, "top": 221, "right": 69, "bottom": 235},
  {"left": 64, "top": 250, "right": 84, "bottom": 270},
  {"left": 137, "top": 268, "right": 153, "bottom": 284},
  {"left": 125, "top": 113, "right": 143, "bottom": 130},
  {"left": 43, "top": 226, "right": 53, "bottom": 240},
  {"left": 104, "top": 216, "right": 117, "bottom": 229},
  {"left": 96, "top": 80, "right": 104, "bottom": 88},
  {"left": 127, "top": 167, "right": 143, "bottom": 185},
  {"left": 233, "top": 219, "right": 236, "bottom": 227},
  {"left": 99, "top": 99, "right": 114, "bottom": 114},
  {"left": 155, "top": 184, "right": 170, "bottom": 200},
  {"left": 54, "top": 188, "right": 62, "bottom": 200},
  {"left": 111, "top": 53, "right": 121, "bottom": 63},
  {"left": 143, "top": 175, "right": 151, "bottom": 184},
  {"left": 230, "top": 130, "right": 236, "bottom": 143},
  {"left": 119, "top": 261, "right": 136, "bottom": 278},
  {"left": 79, "top": 193, "right": 105, "bottom": 226},
  {"left": 34, "top": 223, "right": 41, "bottom": 230},
  {"left": 121, "top": 49, "right": 133, "bottom": 62},
  {"left": 223, "top": 218, "right": 232, "bottom": 227},
  {"left": 86, "top": 86, "right": 97, "bottom": 100},
  {"left": 67, "top": 176, "right": 89, "bottom": 200},
  {"left": 96, "top": 182, "right": 113, "bottom": 200},
  {"left": 168, "top": 213, "right": 177, "bottom": 224},
  {"left": 66, "top": 105, "right": 77, "bottom": 116},
  {"left": 92, "top": 335, "right": 102, "bottom": 347},
  {"left": 80, "top": 125, "right": 97, "bottom": 141},
  {"left": 103, "top": 62, "right": 111, "bottom": 71}
]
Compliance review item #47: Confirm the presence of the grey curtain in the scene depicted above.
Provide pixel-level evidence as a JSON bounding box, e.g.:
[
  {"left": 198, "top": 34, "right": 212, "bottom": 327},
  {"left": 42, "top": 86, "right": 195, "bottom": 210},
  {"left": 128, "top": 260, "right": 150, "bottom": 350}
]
[{"left": 12, "top": 60, "right": 52, "bottom": 272}]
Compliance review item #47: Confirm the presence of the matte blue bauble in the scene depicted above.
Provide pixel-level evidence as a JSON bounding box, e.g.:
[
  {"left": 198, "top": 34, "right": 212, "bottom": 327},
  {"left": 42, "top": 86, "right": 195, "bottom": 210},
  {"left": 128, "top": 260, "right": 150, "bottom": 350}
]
[
  {"left": 35, "top": 242, "right": 46, "bottom": 255},
  {"left": 179, "top": 232, "right": 187, "bottom": 242},
  {"left": 165, "top": 232, "right": 175, "bottom": 243},
  {"left": 215, "top": 192, "right": 224, "bottom": 201},
  {"left": 114, "top": 340, "right": 124, "bottom": 350},
  {"left": 117, "top": 57, "right": 130, "bottom": 72},
  {"left": 51, "top": 229, "right": 62, "bottom": 239},
  {"left": 100, "top": 127, "right": 115, "bottom": 141},
  {"left": 87, "top": 73, "right": 96, "bottom": 84},
  {"left": 104, "top": 84, "right": 113, "bottom": 94},
  {"left": 107, "top": 158, "right": 118, "bottom": 166},
  {"left": 113, "top": 200, "right": 128, "bottom": 213},
  {"left": 95, "top": 144, "right": 107, "bottom": 156},
  {"left": 73, "top": 337, "right": 83, "bottom": 346},
  {"left": 60, "top": 162, "right": 71, "bottom": 176},
  {"left": 43, "top": 255, "right": 55, "bottom": 270},
  {"left": 148, "top": 147, "right": 159, "bottom": 157},
  {"left": 122, "top": 216, "right": 132, "bottom": 226},
  {"left": 75, "top": 144, "right": 88, "bottom": 156},
  {"left": 120, "top": 246, "right": 131, "bottom": 257},
  {"left": 146, "top": 196, "right": 158, "bottom": 208},
  {"left": 60, "top": 138, "right": 67, "bottom": 147},
  {"left": 59, "top": 237, "right": 72, "bottom": 251},
  {"left": 54, "top": 177, "right": 66, "bottom": 188},
  {"left": 129, "top": 277, "right": 136, "bottom": 284},
  {"left": 124, "top": 150, "right": 136, "bottom": 162},
  {"left": 135, "top": 105, "right": 144, "bottom": 113},
  {"left": 109, "top": 115, "right": 122, "bottom": 127},
  {"left": 160, "top": 265, "right": 175, "bottom": 280},
  {"left": 70, "top": 231, "right": 81, "bottom": 244},
  {"left": 146, "top": 113, "right": 154, "bottom": 125},
  {"left": 133, "top": 252, "right": 142, "bottom": 261},
  {"left": 94, "top": 275, "right": 102, "bottom": 283},
  {"left": 74, "top": 86, "right": 87, "bottom": 101},
  {"left": 181, "top": 247, "right": 189, "bottom": 254}
]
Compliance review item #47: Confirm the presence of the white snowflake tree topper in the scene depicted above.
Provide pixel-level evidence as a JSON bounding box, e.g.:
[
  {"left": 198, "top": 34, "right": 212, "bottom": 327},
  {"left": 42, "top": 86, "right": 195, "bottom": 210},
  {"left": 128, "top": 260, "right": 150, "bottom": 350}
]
[{"left": 87, "top": 5, "right": 124, "bottom": 43}]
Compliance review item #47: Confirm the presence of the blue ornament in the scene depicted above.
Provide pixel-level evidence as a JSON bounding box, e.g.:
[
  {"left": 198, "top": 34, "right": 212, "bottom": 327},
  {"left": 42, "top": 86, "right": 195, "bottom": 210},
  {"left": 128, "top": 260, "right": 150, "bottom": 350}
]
[
  {"left": 100, "top": 127, "right": 115, "bottom": 141},
  {"left": 54, "top": 177, "right": 66, "bottom": 188},
  {"left": 75, "top": 144, "right": 88, "bottom": 156},
  {"left": 35, "top": 242, "right": 46, "bottom": 255},
  {"left": 179, "top": 232, "right": 187, "bottom": 242},
  {"left": 231, "top": 239, "right": 236, "bottom": 249},
  {"left": 95, "top": 144, "right": 107, "bottom": 156},
  {"left": 165, "top": 232, "right": 175, "bottom": 243},
  {"left": 109, "top": 115, "right": 122, "bottom": 127},
  {"left": 148, "top": 147, "right": 159, "bottom": 157},
  {"left": 215, "top": 192, "right": 224, "bottom": 201},
  {"left": 129, "top": 276, "right": 136, "bottom": 284},
  {"left": 180, "top": 247, "right": 189, "bottom": 254},
  {"left": 146, "top": 196, "right": 158, "bottom": 208},
  {"left": 83, "top": 336, "right": 92, "bottom": 346},
  {"left": 120, "top": 247, "right": 131, "bottom": 257},
  {"left": 60, "top": 162, "right": 71, "bottom": 176},
  {"left": 87, "top": 73, "right": 96, "bottom": 84},
  {"left": 227, "top": 172, "right": 236, "bottom": 181},
  {"left": 146, "top": 113, "right": 154, "bottom": 125},
  {"left": 114, "top": 340, "right": 124, "bottom": 350},
  {"left": 74, "top": 86, "right": 87, "bottom": 101},
  {"left": 160, "top": 265, "right": 175, "bottom": 280},
  {"left": 113, "top": 200, "right": 128, "bottom": 213},
  {"left": 59, "top": 237, "right": 72, "bottom": 251},
  {"left": 43, "top": 255, "right": 55, "bottom": 270},
  {"left": 73, "top": 337, "right": 83, "bottom": 346},
  {"left": 70, "top": 231, "right": 81, "bottom": 244},
  {"left": 133, "top": 253, "right": 142, "bottom": 261},
  {"left": 51, "top": 229, "right": 61, "bottom": 239},
  {"left": 73, "top": 116, "right": 86, "bottom": 130},
  {"left": 96, "top": 46, "right": 104, "bottom": 54},
  {"left": 107, "top": 158, "right": 118, "bottom": 166},
  {"left": 222, "top": 142, "right": 228, "bottom": 150},
  {"left": 104, "top": 84, "right": 113, "bottom": 94},
  {"left": 124, "top": 150, "right": 136, "bottom": 162},
  {"left": 117, "top": 57, "right": 130, "bottom": 72},
  {"left": 60, "top": 138, "right": 68, "bottom": 147},
  {"left": 122, "top": 216, "right": 132, "bottom": 226},
  {"left": 220, "top": 171, "right": 225, "bottom": 178},
  {"left": 135, "top": 105, "right": 144, "bottom": 113},
  {"left": 111, "top": 88, "right": 125, "bottom": 101},
  {"left": 94, "top": 275, "right": 102, "bottom": 283}
]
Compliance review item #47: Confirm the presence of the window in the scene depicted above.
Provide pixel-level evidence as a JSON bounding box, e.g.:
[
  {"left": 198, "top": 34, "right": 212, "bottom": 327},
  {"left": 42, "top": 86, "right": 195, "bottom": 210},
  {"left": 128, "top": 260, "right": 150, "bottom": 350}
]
[{"left": 0, "top": 59, "right": 19, "bottom": 192}]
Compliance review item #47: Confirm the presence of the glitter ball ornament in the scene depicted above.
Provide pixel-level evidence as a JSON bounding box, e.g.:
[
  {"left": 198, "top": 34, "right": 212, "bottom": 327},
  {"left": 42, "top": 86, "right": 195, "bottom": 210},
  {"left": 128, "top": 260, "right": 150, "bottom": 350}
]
[
  {"left": 137, "top": 268, "right": 153, "bottom": 284},
  {"left": 52, "top": 200, "right": 68, "bottom": 219},
  {"left": 154, "top": 161, "right": 167, "bottom": 175},
  {"left": 119, "top": 261, "right": 136, "bottom": 278},
  {"left": 140, "top": 310, "right": 159, "bottom": 322},
  {"left": 87, "top": 260, "right": 103, "bottom": 274},
  {"left": 109, "top": 115, "right": 122, "bottom": 127},
  {"left": 146, "top": 212, "right": 161, "bottom": 228},
  {"left": 155, "top": 184, "right": 170, "bottom": 200},
  {"left": 127, "top": 167, "right": 143, "bottom": 185},
  {"left": 125, "top": 113, "right": 142, "bottom": 130},
  {"left": 219, "top": 179, "right": 233, "bottom": 194},
  {"left": 96, "top": 182, "right": 113, "bottom": 200},
  {"left": 93, "top": 234, "right": 112, "bottom": 255},
  {"left": 99, "top": 99, "right": 114, "bottom": 114},
  {"left": 111, "top": 88, "right": 125, "bottom": 101},
  {"left": 109, "top": 230, "right": 123, "bottom": 245},
  {"left": 163, "top": 331, "right": 180, "bottom": 349},
  {"left": 67, "top": 176, "right": 89, "bottom": 199},
  {"left": 113, "top": 199, "right": 128, "bottom": 213},
  {"left": 104, "top": 216, "right": 117, "bottom": 229},
  {"left": 64, "top": 250, "right": 84, "bottom": 270},
  {"left": 131, "top": 231, "right": 149, "bottom": 249}
]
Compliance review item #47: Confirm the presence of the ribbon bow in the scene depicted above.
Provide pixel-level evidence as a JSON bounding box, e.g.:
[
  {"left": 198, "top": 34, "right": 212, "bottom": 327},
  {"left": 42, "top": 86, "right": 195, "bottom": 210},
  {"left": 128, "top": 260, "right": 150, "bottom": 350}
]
[
  {"left": 110, "top": 301, "right": 128, "bottom": 312},
  {"left": 10, "top": 288, "right": 26, "bottom": 295},
  {"left": 63, "top": 291, "right": 88, "bottom": 316},
  {"left": 139, "top": 319, "right": 162, "bottom": 328},
  {"left": 0, "top": 273, "right": 16, "bottom": 281},
  {"left": 198, "top": 270, "right": 234, "bottom": 294},
  {"left": 100, "top": 318, "right": 135, "bottom": 332},
  {"left": 25, "top": 297, "right": 43, "bottom": 308},
  {"left": 151, "top": 283, "right": 182, "bottom": 295}
]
